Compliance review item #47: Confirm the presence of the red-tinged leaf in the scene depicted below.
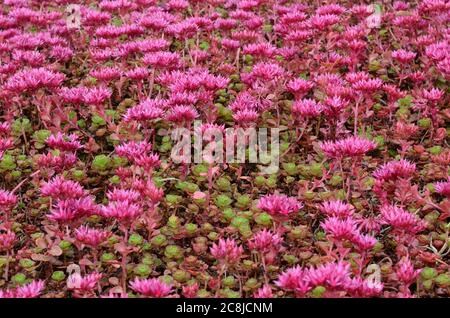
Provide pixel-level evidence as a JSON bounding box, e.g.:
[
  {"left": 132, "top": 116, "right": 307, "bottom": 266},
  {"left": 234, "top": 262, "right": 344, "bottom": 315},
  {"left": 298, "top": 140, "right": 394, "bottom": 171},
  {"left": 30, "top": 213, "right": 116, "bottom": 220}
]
[
  {"left": 108, "top": 277, "right": 119, "bottom": 285},
  {"left": 114, "top": 242, "right": 128, "bottom": 254},
  {"left": 84, "top": 137, "right": 100, "bottom": 153},
  {"left": 31, "top": 253, "right": 50, "bottom": 262},
  {"left": 35, "top": 238, "right": 48, "bottom": 249},
  {"left": 79, "top": 258, "right": 93, "bottom": 266},
  {"left": 48, "top": 256, "right": 63, "bottom": 266},
  {"left": 48, "top": 245, "right": 63, "bottom": 256}
]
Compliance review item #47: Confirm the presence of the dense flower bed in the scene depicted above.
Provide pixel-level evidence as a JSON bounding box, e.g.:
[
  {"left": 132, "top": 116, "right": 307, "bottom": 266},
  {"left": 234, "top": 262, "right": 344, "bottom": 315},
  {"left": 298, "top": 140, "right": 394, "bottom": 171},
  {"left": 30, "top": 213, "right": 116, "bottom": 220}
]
[{"left": 0, "top": 0, "right": 449, "bottom": 298}]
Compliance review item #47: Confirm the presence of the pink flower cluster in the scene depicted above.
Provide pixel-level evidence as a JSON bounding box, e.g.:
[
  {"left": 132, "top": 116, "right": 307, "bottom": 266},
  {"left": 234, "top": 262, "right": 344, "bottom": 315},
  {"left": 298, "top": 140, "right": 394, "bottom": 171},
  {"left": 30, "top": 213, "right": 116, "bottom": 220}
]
[
  {"left": 257, "top": 194, "right": 303, "bottom": 217},
  {"left": 276, "top": 261, "right": 383, "bottom": 298},
  {"left": 0, "top": 0, "right": 447, "bottom": 299}
]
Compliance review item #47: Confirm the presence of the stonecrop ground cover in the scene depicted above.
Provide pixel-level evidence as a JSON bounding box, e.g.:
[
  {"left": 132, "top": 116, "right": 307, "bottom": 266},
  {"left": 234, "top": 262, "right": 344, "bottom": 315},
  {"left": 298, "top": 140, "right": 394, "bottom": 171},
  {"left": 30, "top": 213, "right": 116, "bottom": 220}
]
[{"left": 0, "top": 0, "right": 449, "bottom": 298}]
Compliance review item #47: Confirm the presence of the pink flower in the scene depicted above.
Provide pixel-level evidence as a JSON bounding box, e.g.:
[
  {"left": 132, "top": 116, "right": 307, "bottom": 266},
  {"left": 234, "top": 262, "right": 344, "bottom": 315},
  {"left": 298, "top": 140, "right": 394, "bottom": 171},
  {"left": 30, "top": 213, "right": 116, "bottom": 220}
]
[
  {"left": 286, "top": 78, "right": 315, "bottom": 98},
  {"left": 275, "top": 266, "right": 311, "bottom": 295},
  {"left": 102, "top": 200, "right": 142, "bottom": 224},
  {"left": 393, "top": 1, "right": 410, "bottom": 10},
  {"left": 318, "top": 200, "right": 355, "bottom": 218},
  {"left": 308, "top": 261, "right": 352, "bottom": 290},
  {"left": 292, "top": 99, "right": 323, "bottom": 118},
  {"left": 257, "top": 194, "right": 303, "bottom": 216},
  {"left": 380, "top": 205, "right": 426, "bottom": 234},
  {"left": 4, "top": 67, "right": 65, "bottom": 93},
  {"left": 37, "top": 152, "right": 78, "bottom": 171},
  {"left": 320, "top": 136, "right": 377, "bottom": 159},
  {"left": 99, "top": 0, "right": 136, "bottom": 12},
  {"left": 248, "top": 229, "right": 284, "bottom": 254},
  {"left": 169, "top": 92, "right": 198, "bottom": 106},
  {"left": 126, "top": 67, "right": 149, "bottom": 81},
  {"left": 166, "top": 105, "right": 199, "bottom": 124},
  {"left": 47, "top": 195, "right": 98, "bottom": 223},
  {"left": 348, "top": 277, "right": 383, "bottom": 297},
  {"left": 196, "top": 123, "right": 225, "bottom": 137},
  {"left": 46, "top": 133, "right": 82, "bottom": 152},
  {"left": 242, "top": 62, "right": 285, "bottom": 84},
  {"left": 210, "top": 238, "right": 244, "bottom": 264},
  {"left": 41, "top": 176, "right": 85, "bottom": 200},
  {"left": 143, "top": 51, "right": 183, "bottom": 70},
  {"left": 392, "top": 14, "right": 422, "bottom": 28},
  {"left": 132, "top": 180, "right": 164, "bottom": 204},
  {"left": 90, "top": 49, "right": 115, "bottom": 62},
  {"left": 106, "top": 189, "right": 141, "bottom": 203},
  {"left": 437, "top": 57, "right": 450, "bottom": 77},
  {"left": 58, "top": 86, "right": 89, "bottom": 104},
  {"left": 82, "top": 9, "right": 111, "bottom": 26},
  {"left": 116, "top": 140, "right": 153, "bottom": 161},
  {"left": 435, "top": 179, "right": 450, "bottom": 198},
  {"left": 0, "top": 289, "right": 14, "bottom": 298},
  {"left": 67, "top": 272, "right": 102, "bottom": 291},
  {"left": 0, "top": 137, "right": 13, "bottom": 160},
  {"left": 16, "top": 280, "right": 45, "bottom": 298},
  {"left": 396, "top": 257, "right": 421, "bottom": 286},
  {"left": 229, "top": 92, "right": 259, "bottom": 112},
  {"left": 408, "top": 71, "right": 426, "bottom": 83},
  {"left": 166, "top": 20, "right": 199, "bottom": 40},
  {"left": 285, "top": 30, "right": 313, "bottom": 42},
  {"left": 422, "top": 88, "right": 444, "bottom": 102},
  {"left": 419, "top": 0, "right": 448, "bottom": 14},
  {"left": 352, "top": 234, "right": 377, "bottom": 252},
  {"left": 90, "top": 67, "right": 122, "bottom": 82},
  {"left": 0, "top": 122, "right": 10, "bottom": 135},
  {"left": 357, "top": 217, "right": 382, "bottom": 234},
  {"left": 279, "top": 10, "right": 308, "bottom": 24},
  {"left": 392, "top": 49, "right": 416, "bottom": 64},
  {"left": 215, "top": 19, "right": 238, "bottom": 31},
  {"left": 1, "top": 280, "right": 46, "bottom": 298},
  {"left": 140, "top": 11, "right": 175, "bottom": 31},
  {"left": 0, "top": 230, "right": 15, "bottom": 251},
  {"left": 75, "top": 225, "right": 111, "bottom": 247},
  {"left": 317, "top": 4, "right": 346, "bottom": 15},
  {"left": 344, "top": 72, "right": 369, "bottom": 83},
  {"left": 311, "top": 14, "right": 340, "bottom": 30},
  {"left": 243, "top": 42, "right": 276, "bottom": 58},
  {"left": 0, "top": 189, "right": 17, "bottom": 211},
  {"left": 129, "top": 278, "right": 173, "bottom": 298},
  {"left": 233, "top": 109, "right": 259, "bottom": 125},
  {"left": 253, "top": 285, "right": 274, "bottom": 298},
  {"left": 83, "top": 87, "right": 112, "bottom": 105},
  {"left": 373, "top": 159, "right": 416, "bottom": 181},
  {"left": 134, "top": 153, "right": 161, "bottom": 172},
  {"left": 221, "top": 38, "right": 240, "bottom": 50},
  {"left": 425, "top": 41, "right": 448, "bottom": 61},
  {"left": 12, "top": 50, "right": 45, "bottom": 67},
  {"left": 167, "top": 0, "right": 189, "bottom": 11},
  {"left": 324, "top": 96, "right": 349, "bottom": 116},
  {"left": 352, "top": 78, "right": 383, "bottom": 93},
  {"left": 116, "top": 143, "right": 160, "bottom": 172},
  {"left": 123, "top": 99, "right": 165, "bottom": 122},
  {"left": 321, "top": 216, "right": 359, "bottom": 242}
]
